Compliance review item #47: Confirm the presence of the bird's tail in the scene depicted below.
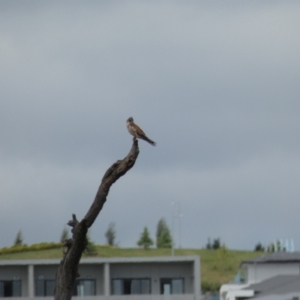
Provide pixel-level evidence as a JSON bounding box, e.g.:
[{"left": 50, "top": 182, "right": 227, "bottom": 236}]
[{"left": 142, "top": 136, "right": 156, "bottom": 146}]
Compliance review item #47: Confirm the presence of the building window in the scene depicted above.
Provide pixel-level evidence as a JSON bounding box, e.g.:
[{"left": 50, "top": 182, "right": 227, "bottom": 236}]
[
  {"left": 36, "top": 278, "right": 96, "bottom": 297},
  {"left": 35, "top": 279, "right": 55, "bottom": 296},
  {"left": 160, "top": 278, "right": 184, "bottom": 294},
  {"left": 73, "top": 279, "right": 96, "bottom": 296},
  {"left": 111, "top": 278, "right": 151, "bottom": 295},
  {"left": 0, "top": 280, "right": 21, "bottom": 297}
]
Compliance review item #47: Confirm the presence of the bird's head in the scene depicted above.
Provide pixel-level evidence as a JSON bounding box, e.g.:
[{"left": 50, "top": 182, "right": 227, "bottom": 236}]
[{"left": 127, "top": 117, "right": 134, "bottom": 124}]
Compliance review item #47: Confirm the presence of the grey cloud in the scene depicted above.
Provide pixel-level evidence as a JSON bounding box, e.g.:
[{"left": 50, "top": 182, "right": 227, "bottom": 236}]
[{"left": 0, "top": 1, "right": 299, "bottom": 250}]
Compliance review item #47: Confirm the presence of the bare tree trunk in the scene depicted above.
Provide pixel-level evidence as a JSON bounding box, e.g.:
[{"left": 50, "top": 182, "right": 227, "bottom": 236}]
[{"left": 54, "top": 140, "right": 140, "bottom": 300}]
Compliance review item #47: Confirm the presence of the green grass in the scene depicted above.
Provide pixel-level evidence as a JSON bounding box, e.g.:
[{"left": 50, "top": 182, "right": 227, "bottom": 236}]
[{"left": 0, "top": 245, "right": 260, "bottom": 291}]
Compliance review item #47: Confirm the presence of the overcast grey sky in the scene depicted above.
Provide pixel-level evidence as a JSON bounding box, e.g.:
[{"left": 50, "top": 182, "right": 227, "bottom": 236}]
[{"left": 1, "top": 1, "right": 299, "bottom": 251}]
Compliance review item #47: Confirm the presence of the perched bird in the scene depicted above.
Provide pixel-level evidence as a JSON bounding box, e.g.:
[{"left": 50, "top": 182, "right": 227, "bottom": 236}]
[{"left": 126, "top": 117, "right": 156, "bottom": 146}]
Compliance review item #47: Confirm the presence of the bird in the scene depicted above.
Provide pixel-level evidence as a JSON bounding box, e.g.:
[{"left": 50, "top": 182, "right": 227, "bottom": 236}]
[{"left": 126, "top": 117, "right": 156, "bottom": 146}]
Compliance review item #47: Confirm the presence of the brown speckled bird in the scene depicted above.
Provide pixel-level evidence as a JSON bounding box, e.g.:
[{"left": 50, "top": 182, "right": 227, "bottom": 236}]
[{"left": 126, "top": 117, "right": 156, "bottom": 146}]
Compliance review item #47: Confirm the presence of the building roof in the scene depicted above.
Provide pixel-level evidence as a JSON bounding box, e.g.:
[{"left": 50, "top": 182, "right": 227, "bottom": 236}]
[
  {"left": 243, "top": 275, "right": 300, "bottom": 299},
  {"left": 241, "top": 252, "right": 300, "bottom": 265},
  {"left": 253, "top": 293, "right": 300, "bottom": 300},
  {"left": 0, "top": 255, "right": 199, "bottom": 266}
]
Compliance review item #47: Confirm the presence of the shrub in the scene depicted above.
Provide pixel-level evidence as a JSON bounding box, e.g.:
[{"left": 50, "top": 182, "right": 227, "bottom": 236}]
[{"left": 0, "top": 242, "right": 61, "bottom": 255}]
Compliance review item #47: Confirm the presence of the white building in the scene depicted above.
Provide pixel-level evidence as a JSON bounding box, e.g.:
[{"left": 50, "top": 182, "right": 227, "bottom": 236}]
[
  {"left": 220, "top": 252, "right": 300, "bottom": 300},
  {"left": 0, "top": 256, "right": 201, "bottom": 300}
]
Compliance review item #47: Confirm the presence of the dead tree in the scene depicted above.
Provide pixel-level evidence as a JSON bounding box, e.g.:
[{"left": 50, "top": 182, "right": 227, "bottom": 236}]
[{"left": 54, "top": 140, "right": 140, "bottom": 300}]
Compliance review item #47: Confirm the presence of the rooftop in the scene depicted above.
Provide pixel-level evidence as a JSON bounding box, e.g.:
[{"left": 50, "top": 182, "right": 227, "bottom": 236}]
[
  {"left": 241, "top": 252, "right": 300, "bottom": 265},
  {"left": 0, "top": 255, "right": 199, "bottom": 266},
  {"left": 243, "top": 275, "right": 300, "bottom": 299}
]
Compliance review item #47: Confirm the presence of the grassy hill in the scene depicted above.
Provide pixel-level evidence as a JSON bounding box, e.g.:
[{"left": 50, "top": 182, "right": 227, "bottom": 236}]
[{"left": 0, "top": 245, "right": 260, "bottom": 291}]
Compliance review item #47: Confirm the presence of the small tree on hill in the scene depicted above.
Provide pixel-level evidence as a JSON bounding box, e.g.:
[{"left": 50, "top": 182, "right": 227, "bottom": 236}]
[
  {"left": 105, "top": 222, "right": 116, "bottom": 246},
  {"left": 84, "top": 231, "right": 97, "bottom": 256},
  {"left": 206, "top": 237, "right": 212, "bottom": 249},
  {"left": 137, "top": 227, "right": 153, "bottom": 250},
  {"left": 157, "top": 227, "right": 172, "bottom": 248},
  {"left": 267, "top": 240, "right": 285, "bottom": 252},
  {"left": 156, "top": 218, "right": 172, "bottom": 248},
  {"left": 14, "top": 230, "right": 23, "bottom": 246},
  {"left": 212, "top": 238, "right": 221, "bottom": 250},
  {"left": 254, "top": 242, "right": 264, "bottom": 252},
  {"left": 60, "top": 227, "right": 70, "bottom": 243},
  {"left": 156, "top": 218, "right": 167, "bottom": 245}
]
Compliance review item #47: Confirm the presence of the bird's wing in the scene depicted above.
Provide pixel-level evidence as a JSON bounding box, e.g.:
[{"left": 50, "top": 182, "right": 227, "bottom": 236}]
[{"left": 133, "top": 124, "right": 146, "bottom": 137}]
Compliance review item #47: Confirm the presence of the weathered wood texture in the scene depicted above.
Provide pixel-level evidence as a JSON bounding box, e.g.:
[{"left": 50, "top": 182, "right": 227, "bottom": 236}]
[{"left": 54, "top": 140, "right": 140, "bottom": 300}]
